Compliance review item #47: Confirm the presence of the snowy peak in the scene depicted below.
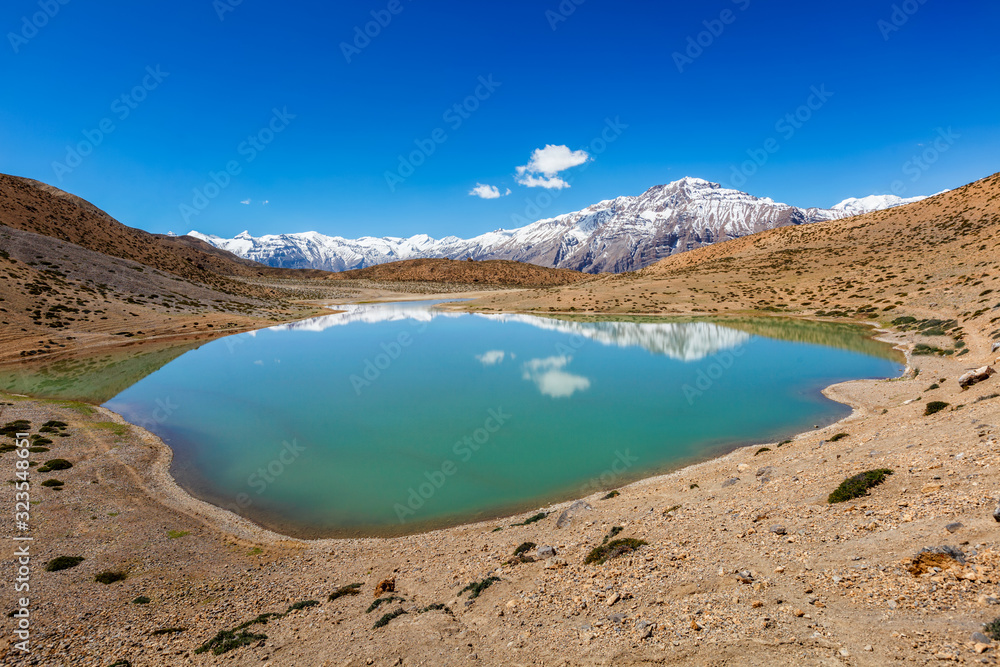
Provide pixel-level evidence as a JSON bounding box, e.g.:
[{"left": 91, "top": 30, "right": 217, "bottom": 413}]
[
  {"left": 831, "top": 194, "right": 927, "bottom": 216},
  {"left": 190, "top": 179, "right": 937, "bottom": 275}
]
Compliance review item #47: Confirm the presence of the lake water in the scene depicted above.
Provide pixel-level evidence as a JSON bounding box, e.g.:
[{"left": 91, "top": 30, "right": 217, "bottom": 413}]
[{"left": 103, "top": 301, "right": 904, "bottom": 538}]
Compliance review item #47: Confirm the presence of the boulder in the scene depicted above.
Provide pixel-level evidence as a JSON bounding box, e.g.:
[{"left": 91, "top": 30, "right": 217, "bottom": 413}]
[
  {"left": 537, "top": 545, "right": 557, "bottom": 559},
  {"left": 958, "top": 366, "right": 995, "bottom": 389},
  {"left": 556, "top": 500, "right": 592, "bottom": 528}
]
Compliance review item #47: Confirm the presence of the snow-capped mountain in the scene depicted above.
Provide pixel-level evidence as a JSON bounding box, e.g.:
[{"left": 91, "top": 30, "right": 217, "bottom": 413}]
[
  {"left": 189, "top": 178, "right": 931, "bottom": 274},
  {"left": 829, "top": 194, "right": 928, "bottom": 217}
]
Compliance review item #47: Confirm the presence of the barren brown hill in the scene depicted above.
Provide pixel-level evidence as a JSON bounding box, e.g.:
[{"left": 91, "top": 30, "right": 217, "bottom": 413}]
[
  {"left": 469, "top": 172, "right": 1000, "bottom": 350},
  {"left": 327, "top": 257, "right": 590, "bottom": 287},
  {"left": 0, "top": 173, "right": 329, "bottom": 295}
]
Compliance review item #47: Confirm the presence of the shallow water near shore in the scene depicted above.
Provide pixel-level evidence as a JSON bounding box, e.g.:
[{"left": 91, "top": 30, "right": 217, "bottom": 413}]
[{"left": 103, "top": 302, "right": 904, "bottom": 538}]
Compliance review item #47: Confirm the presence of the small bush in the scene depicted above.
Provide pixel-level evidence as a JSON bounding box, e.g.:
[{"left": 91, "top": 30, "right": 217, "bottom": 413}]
[
  {"left": 95, "top": 570, "right": 127, "bottom": 585},
  {"left": 828, "top": 433, "right": 849, "bottom": 442},
  {"left": 511, "top": 512, "right": 547, "bottom": 526},
  {"left": 985, "top": 617, "right": 1000, "bottom": 641},
  {"left": 328, "top": 582, "right": 363, "bottom": 601},
  {"left": 828, "top": 469, "right": 893, "bottom": 504},
  {"left": 372, "top": 608, "right": 407, "bottom": 629},
  {"left": 45, "top": 556, "right": 84, "bottom": 572},
  {"left": 460, "top": 576, "right": 500, "bottom": 599},
  {"left": 233, "top": 613, "right": 282, "bottom": 630},
  {"left": 132, "top": 596, "right": 150, "bottom": 604},
  {"left": 41, "top": 479, "right": 63, "bottom": 487},
  {"left": 689, "top": 483, "right": 699, "bottom": 489},
  {"left": 924, "top": 401, "right": 950, "bottom": 416},
  {"left": 150, "top": 627, "right": 186, "bottom": 636},
  {"left": 285, "top": 600, "right": 318, "bottom": 613},
  {"left": 367, "top": 596, "right": 405, "bottom": 613},
  {"left": 166, "top": 530, "right": 190, "bottom": 539},
  {"left": 755, "top": 447, "right": 771, "bottom": 455},
  {"left": 584, "top": 538, "right": 648, "bottom": 565},
  {"left": 419, "top": 603, "right": 447, "bottom": 613},
  {"left": 601, "top": 490, "right": 620, "bottom": 499},
  {"left": 602, "top": 526, "right": 624, "bottom": 544},
  {"left": 42, "top": 458, "right": 72, "bottom": 471},
  {"left": 925, "top": 383, "right": 940, "bottom": 391},
  {"left": 195, "top": 629, "right": 266, "bottom": 655},
  {"left": 513, "top": 542, "right": 536, "bottom": 557}
]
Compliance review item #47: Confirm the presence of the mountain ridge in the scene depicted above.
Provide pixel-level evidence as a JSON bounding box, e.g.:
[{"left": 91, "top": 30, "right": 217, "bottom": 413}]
[{"left": 190, "top": 178, "right": 932, "bottom": 274}]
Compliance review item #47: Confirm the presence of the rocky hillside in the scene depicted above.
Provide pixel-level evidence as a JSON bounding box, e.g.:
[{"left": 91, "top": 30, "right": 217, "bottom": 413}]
[{"left": 327, "top": 258, "right": 588, "bottom": 287}]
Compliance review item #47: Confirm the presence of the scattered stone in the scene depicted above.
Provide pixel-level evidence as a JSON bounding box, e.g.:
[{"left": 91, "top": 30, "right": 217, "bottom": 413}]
[
  {"left": 556, "top": 500, "right": 592, "bottom": 528},
  {"left": 907, "top": 546, "right": 966, "bottom": 575},
  {"left": 544, "top": 558, "right": 567, "bottom": 570},
  {"left": 769, "top": 525, "right": 787, "bottom": 535},
  {"left": 721, "top": 477, "right": 740, "bottom": 488},
  {"left": 536, "top": 545, "right": 556, "bottom": 559},
  {"left": 972, "top": 632, "right": 992, "bottom": 644},
  {"left": 607, "top": 593, "right": 620, "bottom": 606},
  {"left": 993, "top": 502, "right": 1000, "bottom": 523},
  {"left": 793, "top": 609, "right": 805, "bottom": 617},
  {"left": 736, "top": 570, "right": 754, "bottom": 584},
  {"left": 944, "top": 522, "right": 963, "bottom": 533},
  {"left": 690, "top": 619, "right": 702, "bottom": 631},
  {"left": 959, "top": 365, "right": 995, "bottom": 389}
]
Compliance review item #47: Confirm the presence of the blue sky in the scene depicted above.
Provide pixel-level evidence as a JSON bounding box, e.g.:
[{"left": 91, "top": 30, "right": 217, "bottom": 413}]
[{"left": 2, "top": 0, "right": 998, "bottom": 239}]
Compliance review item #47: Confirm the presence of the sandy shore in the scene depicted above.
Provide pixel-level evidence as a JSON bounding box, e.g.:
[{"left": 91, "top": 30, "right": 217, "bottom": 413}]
[{"left": 1, "top": 311, "right": 999, "bottom": 666}]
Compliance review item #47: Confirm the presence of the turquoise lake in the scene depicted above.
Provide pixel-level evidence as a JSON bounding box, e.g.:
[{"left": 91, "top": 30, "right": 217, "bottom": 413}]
[{"left": 103, "top": 301, "right": 904, "bottom": 538}]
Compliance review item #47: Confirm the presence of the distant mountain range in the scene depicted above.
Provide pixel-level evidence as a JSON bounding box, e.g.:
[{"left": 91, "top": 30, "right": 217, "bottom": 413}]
[{"left": 189, "top": 178, "right": 931, "bottom": 274}]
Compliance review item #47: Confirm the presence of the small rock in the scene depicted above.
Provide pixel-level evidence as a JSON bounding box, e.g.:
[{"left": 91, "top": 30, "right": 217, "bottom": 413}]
[
  {"left": 537, "top": 545, "right": 556, "bottom": 559},
  {"left": 864, "top": 645, "right": 874, "bottom": 652},
  {"left": 545, "top": 558, "right": 567, "bottom": 570},
  {"left": 959, "top": 365, "right": 995, "bottom": 389},
  {"left": 972, "top": 632, "right": 992, "bottom": 644},
  {"left": 721, "top": 477, "right": 740, "bottom": 488},
  {"left": 690, "top": 619, "right": 702, "bottom": 631},
  {"left": 607, "top": 593, "right": 620, "bottom": 606},
  {"left": 945, "top": 522, "right": 963, "bottom": 533},
  {"left": 975, "top": 643, "right": 991, "bottom": 654},
  {"left": 793, "top": 609, "right": 805, "bottom": 617},
  {"left": 993, "top": 503, "right": 1000, "bottom": 523},
  {"left": 769, "top": 525, "right": 787, "bottom": 535},
  {"left": 736, "top": 570, "right": 754, "bottom": 584}
]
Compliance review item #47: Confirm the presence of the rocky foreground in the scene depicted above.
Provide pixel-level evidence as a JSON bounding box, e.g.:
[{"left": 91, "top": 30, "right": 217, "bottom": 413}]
[{"left": 1, "top": 321, "right": 999, "bottom": 666}]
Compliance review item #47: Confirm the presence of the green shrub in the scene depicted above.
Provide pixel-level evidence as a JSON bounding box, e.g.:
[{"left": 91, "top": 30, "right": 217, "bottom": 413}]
[
  {"left": 924, "top": 401, "right": 949, "bottom": 415},
  {"left": 132, "top": 596, "right": 150, "bottom": 604},
  {"left": 601, "top": 490, "right": 620, "bottom": 499},
  {"left": 95, "top": 570, "right": 127, "bottom": 585},
  {"left": 602, "top": 526, "right": 623, "bottom": 544},
  {"left": 584, "top": 538, "right": 648, "bottom": 565},
  {"left": 828, "top": 433, "right": 849, "bottom": 442},
  {"left": 460, "top": 576, "right": 500, "bottom": 599},
  {"left": 285, "top": 600, "right": 318, "bottom": 613},
  {"left": 828, "top": 469, "right": 893, "bottom": 504},
  {"left": 150, "top": 627, "right": 186, "bottom": 636},
  {"left": 45, "top": 556, "right": 84, "bottom": 572},
  {"left": 985, "top": 617, "right": 1000, "bottom": 641},
  {"left": 511, "top": 512, "right": 547, "bottom": 526},
  {"left": 42, "top": 458, "right": 72, "bottom": 471},
  {"left": 195, "top": 629, "right": 267, "bottom": 655},
  {"left": 419, "top": 603, "right": 447, "bottom": 613},
  {"left": 328, "top": 582, "right": 362, "bottom": 601},
  {"left": 366, "top": 596, "right": 405, "bottom": 613},
  {"left": 41, "top": 479, "right": 63, "bottom": 487},
  {"left": 513, "top": 542, "right": 536, "bottom": 556},
  {"left": 166, "top": 530, "right": 190, "bottom": 539},
  {"left": 372, "top": 608, "right": 407, "bottom": 629},
  {"left": 755, "top": 447, "right": 771, "bottom": 455}
]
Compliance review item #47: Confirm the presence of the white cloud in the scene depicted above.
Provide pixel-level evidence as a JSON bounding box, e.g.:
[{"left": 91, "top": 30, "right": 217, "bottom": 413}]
[
  {"left": 262, "top": 200, "right": 270, "bottom": 206},
  {"left": 469, "top": 183, "right": 510, "bottom": 199},
  {"left": 515, "top": 144, "right": 591, "bottom": 189},
  {"left": 476, "top": 350, "right": 507, "bottom": 365},
  {"left": 521, "top": 356, "right": 591, "bottom": 398},
  {"left": 240, "top": 199, "right": 251, "bottom": 205}
]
